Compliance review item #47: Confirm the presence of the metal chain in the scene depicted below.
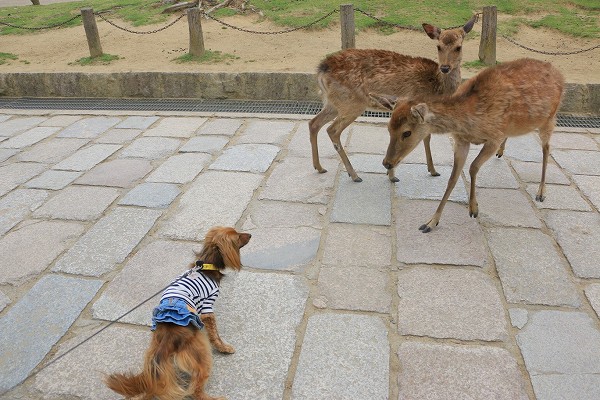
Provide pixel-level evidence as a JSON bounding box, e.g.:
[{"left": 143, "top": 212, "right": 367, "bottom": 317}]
[
  {"left": 501, "top": 34, "right": 600, "bottom": 55},
  {"left": 355, "top": 8, "right": 481, "bottom": 31},
  {"left": 96, "top": 11, "right": 186, "bottom": 34},
  {"left": 201, "top": 9, "right": 338, "bottom": 35},
  {"left": 0, "top": 14, "right": 81, "bottom": 30}
]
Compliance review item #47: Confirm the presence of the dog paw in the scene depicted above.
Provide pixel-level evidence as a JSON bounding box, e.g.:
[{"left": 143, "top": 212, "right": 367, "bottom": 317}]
[{"left": 216, "top": 343, "right": 235, "bottom": 354}]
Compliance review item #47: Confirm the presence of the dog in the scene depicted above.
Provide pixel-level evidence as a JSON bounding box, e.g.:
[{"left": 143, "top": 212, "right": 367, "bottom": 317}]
[{"left": 105, "top": 226, "right": 251, "bottom": 400}]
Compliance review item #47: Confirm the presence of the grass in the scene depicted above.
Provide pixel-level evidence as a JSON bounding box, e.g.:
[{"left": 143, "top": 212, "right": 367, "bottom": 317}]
[
  {"left": 463, "top": 59, "right": 500, "bottom": 70},
  {"left": 0, "top": 0, "right": 597, "bottom": 38},
  {"left": 173, "top": 50, "right": 239, "bottom": 64},
  {"left": 0, "top": 52, "right": 18, "bottom": 65},
  {"left": 70, "top": 53, "right": 120, "bottom": 66}
]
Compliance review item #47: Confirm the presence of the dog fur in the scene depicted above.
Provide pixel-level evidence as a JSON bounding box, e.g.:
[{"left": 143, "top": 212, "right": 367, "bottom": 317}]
[{"left": 105, "top": 226, "right": 251, "bottom": 400}]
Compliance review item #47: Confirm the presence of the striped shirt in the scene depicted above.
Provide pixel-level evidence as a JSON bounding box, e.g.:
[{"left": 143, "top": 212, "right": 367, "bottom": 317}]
[{"left": 160, "top": 269, "right": 219, "bottom": 315}]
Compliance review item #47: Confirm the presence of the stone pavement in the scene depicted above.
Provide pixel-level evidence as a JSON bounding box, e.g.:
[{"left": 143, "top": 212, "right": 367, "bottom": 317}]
[{"left": 0, "top": 108, "right": 599, "bottom": 400}]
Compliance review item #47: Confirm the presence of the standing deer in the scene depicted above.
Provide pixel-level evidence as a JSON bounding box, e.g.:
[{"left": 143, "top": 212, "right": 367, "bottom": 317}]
[
  {"left": 371, "top": 58, "right": 564, "bottom": 232},
  {"left": 309, "top": 15, "right": 477, "bottom": 182}
]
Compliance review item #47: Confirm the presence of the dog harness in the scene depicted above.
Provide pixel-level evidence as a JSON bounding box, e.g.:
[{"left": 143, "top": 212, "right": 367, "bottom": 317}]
[{"left": 151, "top": 262, "right": 220, "bottom": 331}]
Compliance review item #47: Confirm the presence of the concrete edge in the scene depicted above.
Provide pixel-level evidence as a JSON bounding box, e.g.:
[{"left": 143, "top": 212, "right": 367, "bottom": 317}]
[{"left": 0, "top": 72, "right": 598, "bottom": 115}]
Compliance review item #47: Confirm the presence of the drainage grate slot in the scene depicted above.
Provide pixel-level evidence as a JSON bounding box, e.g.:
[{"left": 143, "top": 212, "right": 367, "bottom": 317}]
[{"left": 0, "top": 98, "right": 598, "bottom": 129}]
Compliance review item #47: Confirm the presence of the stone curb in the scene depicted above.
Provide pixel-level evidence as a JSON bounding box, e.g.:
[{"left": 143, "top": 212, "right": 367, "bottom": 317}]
[{"left": 0, "top": 72, "right": 598, "bottom": 115}]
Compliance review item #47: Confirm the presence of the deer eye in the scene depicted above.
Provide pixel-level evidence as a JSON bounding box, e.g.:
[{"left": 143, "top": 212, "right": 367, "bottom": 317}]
[
  {"left": 402, "top": 131, "right": 412, "bottom": 139},
  {"left": 455, "top": 46, "right": 462, "bottom": 52},
  {"left": 437, "top": 45, "right": 441, "bottom": 52}
]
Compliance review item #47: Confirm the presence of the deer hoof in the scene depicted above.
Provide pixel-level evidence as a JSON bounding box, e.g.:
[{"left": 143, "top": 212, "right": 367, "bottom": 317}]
[
  {"left": 469, "top": 211, "right": 478, "bottom": 218},
  {"left": 536, "top": 194, "right": 545, "bottom": 202},
  {"left": 430, "top": 171, "right": 441, "bottom": 177},
  {"left": 390, "top": 177, "right": 400, "bottom": 183},
  {"left": 419, "top": 224, "right": 432, "bottom": 233},
  {"left": 316, "top": 168, "right": 328, "bottom": 174},
  {"left": 353, "top": 177, "right": 363, "bottom": 183}
]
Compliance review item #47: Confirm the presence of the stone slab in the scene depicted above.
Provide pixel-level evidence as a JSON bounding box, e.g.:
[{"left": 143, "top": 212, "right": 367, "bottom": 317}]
[
  {"left": 16, "top": 138, "right": 88, "bottom": 164},
  {"left": 53, "top": 144, "right": 121, "bottom": 171},
  {"left": 237, "top": 120, "right": 295, "bottom": 144},
  {"left": 209, "top": 143, "right": 279, "bottom": 173},
  {"left": 346, "top": 123, "right": 389, "bottom": 154},
  {"left": 0, "top": 221, "right": 85, "bottom": 285},
  {"left": 94, "top": 128, "right": 141, "bottom": 144},
  {"left": 160, "top": 171, "right": 262, "bottom": 241},
  {"left": 208, "top": 270, "right": 308, "bottom": 400},
  {"left": 487, "top": 228, "right": 581, "bottom": 306},
  {"left": 526, "top": 183, "right": 591, "bottom": 211},
  {"left": 0, "top": 291, "right": 9, "bottom": 313},
  {"left": 143, "top": 116, "right": 207, "bottom": 137},
  {"left": 24, "top": 170, "right": 82, "bottom": 190},
  {"left": 93, "top": 240, "right": 194, "bottom": 325},
  {"left": 115, "top": 115, "right": 159, "bottom": 129},
  {"left": 551, "top": 132, "right": 599, "bottom": 150},
  {"left": 118, "top": 182, "right": 180, "bottom": 209},
  {"left": 33, "top": 186, "right": 120, "bottom": 221},
  {"left": 585, "top": 284, "right": 600, "bottom": 319},
  {"left": 348, "top": 153, "right": 388, "bottom": 174},
  {"left": 316, "top": 266, "right": 391, "bottom": 312},
  {"left": 395, "top": 199, "right": 487, "bottom": 267},
  {"left": 241, "top": 227, "right": 321, "bottom": 271},
  {"left": 515, "top": 310, "right": 600, "bottom": 400},
  {"left": 321, "top": 224, "right": 391, "bottom": 267},
  {"left": 287, "top": 122, "right": 348, "bottom": 159},
  {"left": 38, "top": 115, "right": 82, "bottom": 127},
  {"left": 179, "top": 135, "right": 230, "bottom": 154},
  {"left": 397, "top": 268, "right": 507, "bottom": 341},
  {"left": 258, "top": 156, "right": 338, "bottom": 204},
  {"left": 53, "top": 207, "right": 162, "bottom": 276},
  {"left": 544, "top": 210, "right": 600, "bottom": 278},
  {"left": 510, "top": 160, "right": 570, "bottom": 185},
  {"left": 197, "top": 118, "right": 242, "bottom": 136},
  {"left": 464, "top": 151, "right": 519, "bottom": 189},
  {"left": 394, "top": 164, "right": 468, "bottom": 203},
  {"left": 502, "top": 134, "right": 542, "bottom": 162},
  {"left": 476, "top": 188, "right": 542, "bottom": 228},
  {"left": 0, "top": 115, "right": 10, "bottom": 123},
  {"left": 397, "top": 342, "right": 529, "bottom": 400},
  {"left": 242, "top": 200, "right": 324, "bottom": 230},
  {"left": 553, "top": 149, "right": 600, "bottom": 175},
  {"left": 0, "top": 274, "right": 103, "bottom": 393},
  {"left": 0, "top": 116, "right": 46, "bottom": 137},
  {"left": 509, "top": 308, "right": 529, "bottom": 329},
  {"left": 57, "top": 116, "right": 121, "bottom": 138},
  {"left": 573, "top": 174, "right": 600, "bottom": 210},
  {"left": 118, "top": 136, "right": 181, "bottom": 159},
  {"left": 75, "top": 158, "right": 152, "bottom": 187},
  {"left": 0, "top": 126, "right": 59, "bottom": 149},
  {"left": 147, "top": 153, "right": 211, "bottom": 183},
  {"left": 0, "top": 148, "right": 17, "bottom": 162},
  {"left": 32, "top": 325, "right": 150, "bottom": 400},
  {"left": 0, "top": 188, "right": 48, "bottom": 235},
  {"left": 292, "top": 314, "right": 389, "bottom": 400},
  {"left": 331, "top": 173, "right": 391, "bottom": 226},
  {"left": 0, "top": 162, "right": 46, "bottom": 197},
  {"left": 401, "top": 134, "right": 455, "bottom": 166}
]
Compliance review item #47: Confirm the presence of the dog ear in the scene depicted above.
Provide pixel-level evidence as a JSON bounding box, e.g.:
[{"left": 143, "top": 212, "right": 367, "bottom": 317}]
[{"left": 213, "top": 229, "right": 242, "bottom": 270}]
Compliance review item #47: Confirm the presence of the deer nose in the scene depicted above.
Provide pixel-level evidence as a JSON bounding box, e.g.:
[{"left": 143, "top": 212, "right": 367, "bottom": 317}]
[{"left": 440, "top": 65, "right": 451, "bottom": 73}]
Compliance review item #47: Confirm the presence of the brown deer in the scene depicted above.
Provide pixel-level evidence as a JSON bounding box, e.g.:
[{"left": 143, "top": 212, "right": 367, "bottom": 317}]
[
  {"left": 309, "top": 15, "right": 477, "bottom": 183},
  {"left": 371, "top": 58, "right": 564, "bottom": 232}
]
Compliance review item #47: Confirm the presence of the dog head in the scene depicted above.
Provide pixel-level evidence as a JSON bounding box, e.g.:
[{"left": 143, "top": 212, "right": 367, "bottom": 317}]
[{"left": 198, "top": 226, "right": 251, "bottom": 271}]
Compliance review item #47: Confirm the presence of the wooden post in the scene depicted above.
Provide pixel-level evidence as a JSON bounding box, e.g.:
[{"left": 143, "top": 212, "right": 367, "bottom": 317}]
[
  {"left": 478, "top": 5, "right": 497, "bottom": 65},
  {"left": 340, "top": 4, "right": 355, "bottom": 50},
  {"left": 30, "top": 0, "right": 41, "bottom": 5},
  {"left": 80, "top": 8, "right": 103, "bottom": 58},
  {"left": 187, "top": 7, "right": 205, "bottom": 57}
]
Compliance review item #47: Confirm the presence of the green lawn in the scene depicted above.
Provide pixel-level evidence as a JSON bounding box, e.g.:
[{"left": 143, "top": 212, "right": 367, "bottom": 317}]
[{"left": 0, "top": 0, "right": 598, "bottom": 38}]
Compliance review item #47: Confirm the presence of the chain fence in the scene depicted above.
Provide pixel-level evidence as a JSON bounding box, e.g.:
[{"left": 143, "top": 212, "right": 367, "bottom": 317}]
[{"left": 0, "top": 6, "right": 598, "bottom": 56}]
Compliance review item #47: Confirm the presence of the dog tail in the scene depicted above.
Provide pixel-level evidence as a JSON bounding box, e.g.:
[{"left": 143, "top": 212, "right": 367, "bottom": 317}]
[{"left": 104, "top": 372, "right": 148, "bottom": 397}]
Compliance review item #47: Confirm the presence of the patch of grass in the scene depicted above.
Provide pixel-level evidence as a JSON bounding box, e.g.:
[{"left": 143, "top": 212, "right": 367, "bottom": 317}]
[
  {"left": 173, "top": 50, "right": 239, "bottom": 64},
  {"left": 527, "top": 9, "right": 599, "bottom": 38},
  {"left": 70, "top": 53, "right": 120, "bottom": 66},
  {"left": 463, "top": 59, "right": 500, "bottom": 70},
  {"left": 0, "top": 52, "right": 18, "bottom": 65}
]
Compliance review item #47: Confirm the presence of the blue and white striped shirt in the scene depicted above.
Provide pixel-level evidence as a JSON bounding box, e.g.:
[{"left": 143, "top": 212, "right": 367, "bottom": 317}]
[{"left": 160, "top": 270, "right": 219, "bottom": 315}]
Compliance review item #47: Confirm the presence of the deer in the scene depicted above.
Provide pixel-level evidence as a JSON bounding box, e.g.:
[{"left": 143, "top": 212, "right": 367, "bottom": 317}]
[
  {"left": 309, "top": 15, "right": 477, "bottom": 183},
  {"left": 370, "top": 58, "right": 564, "bottom": 232}
]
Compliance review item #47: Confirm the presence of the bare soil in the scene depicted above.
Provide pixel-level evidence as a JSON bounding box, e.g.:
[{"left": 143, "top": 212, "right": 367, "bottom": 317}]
[{"left": 1, "top": 13, "right": 599, "bottom": 83}]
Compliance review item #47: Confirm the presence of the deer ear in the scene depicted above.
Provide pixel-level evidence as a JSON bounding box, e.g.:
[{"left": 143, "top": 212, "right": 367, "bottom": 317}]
[
  {"left": 411, "top": 103, "right": 432, "bottom": 123},
  {"left": 369, "top": 93, "right": 398, "bottom": 111},
  {"left": 463, "top": 15, "right": 477, "bottom": 34},
  {"left": 422, "top": 23, "right": 441, "bottom": 40}
]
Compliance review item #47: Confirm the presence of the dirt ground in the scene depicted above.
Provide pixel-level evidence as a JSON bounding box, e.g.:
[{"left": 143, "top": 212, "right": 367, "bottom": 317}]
[{"left": 1, "top": 13, "right": 599, "bottom": 83}]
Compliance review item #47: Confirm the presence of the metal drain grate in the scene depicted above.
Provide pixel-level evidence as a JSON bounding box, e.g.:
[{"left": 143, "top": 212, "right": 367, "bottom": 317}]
[{"left": 0, "top": 97, "right": 598, "bottom": 129}]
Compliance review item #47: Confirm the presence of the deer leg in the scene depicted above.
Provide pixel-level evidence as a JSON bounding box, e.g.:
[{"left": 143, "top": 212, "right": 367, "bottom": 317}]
[
  {"left": 424, "top": 134, "right": 440, "bottom": 176},
  {"left": 468, "top": 141, "right": 502, "bottom": 218},
  {"left": 419, "top": 138, "right": 470, "bottom": 233},
  {"left": 536, "top": 123, "right": 554, "bottom": 201},
  {"left": 327, "top": 113, "right": 362, "bottom": 182},
  {"left": 496, "top": 138, "right": 507, "bottom": 158},
  {"left": 309, "top": 104, "right": 338, "bottom": 174},
  {"left": 387, "top": 168, "right": 399, "bottom": 183}
]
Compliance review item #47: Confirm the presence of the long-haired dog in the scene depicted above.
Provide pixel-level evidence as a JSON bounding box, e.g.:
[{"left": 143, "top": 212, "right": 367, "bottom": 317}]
[{"left": 105, "top": 226, "right": 251, "bottom": 400}]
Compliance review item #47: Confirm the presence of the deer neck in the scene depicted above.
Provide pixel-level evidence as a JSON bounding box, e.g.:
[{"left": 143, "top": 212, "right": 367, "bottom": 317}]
[{"left": 437, "top": 67, "right": 462, "bottom": 95}]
